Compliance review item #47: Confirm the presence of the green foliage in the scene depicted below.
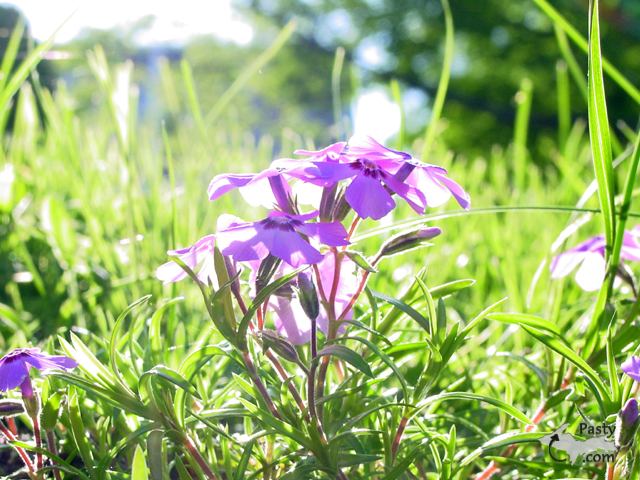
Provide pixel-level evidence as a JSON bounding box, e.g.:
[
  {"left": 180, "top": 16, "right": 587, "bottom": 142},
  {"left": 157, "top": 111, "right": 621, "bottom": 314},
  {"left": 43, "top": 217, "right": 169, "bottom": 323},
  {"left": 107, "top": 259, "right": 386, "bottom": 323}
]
[{"left": 1, "top": 1, "right": 640, "bottom": 478}]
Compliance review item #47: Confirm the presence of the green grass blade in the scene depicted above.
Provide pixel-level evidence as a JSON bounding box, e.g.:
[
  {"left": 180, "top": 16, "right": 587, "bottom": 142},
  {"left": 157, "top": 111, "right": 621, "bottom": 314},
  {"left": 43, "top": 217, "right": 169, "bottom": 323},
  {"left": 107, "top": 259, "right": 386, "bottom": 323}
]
[
  {"left": 534, "top": 0, "right": 640, "bottom": 104},
  {"left": 204, "top": 19, "right": 297, "bottom": 125},
  {"left": 421, "top": 0, "right": 454, "bottom": 159}
]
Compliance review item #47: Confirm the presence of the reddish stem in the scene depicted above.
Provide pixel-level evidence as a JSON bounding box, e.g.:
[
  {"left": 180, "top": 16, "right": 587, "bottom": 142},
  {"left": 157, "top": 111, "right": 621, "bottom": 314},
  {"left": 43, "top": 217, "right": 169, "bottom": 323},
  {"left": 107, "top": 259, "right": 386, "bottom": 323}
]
[
  {"left": 242, "top": 351, "right": 281, "bottom": 419},
  {"left": 475, "top": 462, "right": 500, "bottom": 480},
  {"left": 183, "top": 434, "right": 218, "bottom": 480},
  {"left": 8, "top": 417, "right": 17, "bottom": 435},
  {"left": 391, "top": 415, "right": 409, "bottom": 461},
  {"left": 265, "top": 349, "right": 307, "bottom": 414},
  {"left": 32, "top": 414, "right": 43, "bottom": 472},
  {"left": 0, "top": 420, "right": 35, "bottom": 473},
  {"left": 346, "top": 216, "right": 361, "bottom": 243},
  {"left": 46, "top": 431, "right": 62, "bottom": 480}
]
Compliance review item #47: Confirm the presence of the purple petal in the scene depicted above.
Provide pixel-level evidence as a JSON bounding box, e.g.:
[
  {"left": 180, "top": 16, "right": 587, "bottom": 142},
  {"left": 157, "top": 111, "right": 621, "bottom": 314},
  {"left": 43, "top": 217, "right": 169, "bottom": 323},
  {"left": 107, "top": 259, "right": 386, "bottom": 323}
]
[
  {"left": 267, "top": 230, "right": 324, "bottom": 267},
  {"left": 297, "top": 221, "right": 349, "bottom": 247},
  {"left": 0, "top": 357, "right": 29, "bottom": 391},
  {"left": 550, "top": 251, "right": 587, "bottom": 279},
  {"left": 217, "top": 224, "right": 267, "bottom": 262},
  {"left": 25, "top": 352, "right": 77, "bottom": 371},
  {"left": 345, "top": 175, "right": 395, "bottom": 220},
  {"left": 431, "top": 172, "right": 471, "bottom": 209},
  {"left": 383, "top": 174, "right": 427, "bottom": 214},
  {"left": 208, "top": 173, "right": 255, "bottom": 201},
  {"left": 271, "top": 296, "right": 311, "bottom": 344},
  {"left": 268, "top": 210, "right": 319, "bottom": 223},
  {"left": 346, "top": 135, "right": 411, "bottom": 160},
  {"left": 156, "top": 234, "right": 216, "bottom": 284},
  {"left": 622, "top": 356, "right": 640, "bottom": 382},
  {"left": 574, "top": 252, "right": 606, "bottom": 292},
  {"left": 294, "top": 142, "right": 347, "bottom": 161}
]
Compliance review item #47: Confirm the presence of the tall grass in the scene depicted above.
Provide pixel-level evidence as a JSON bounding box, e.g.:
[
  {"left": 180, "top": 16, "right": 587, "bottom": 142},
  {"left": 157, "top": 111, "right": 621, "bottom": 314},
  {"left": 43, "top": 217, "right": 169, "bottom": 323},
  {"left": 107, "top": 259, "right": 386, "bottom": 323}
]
[{"left": 0, "top": 1, "right": 640, "bottom": 478}]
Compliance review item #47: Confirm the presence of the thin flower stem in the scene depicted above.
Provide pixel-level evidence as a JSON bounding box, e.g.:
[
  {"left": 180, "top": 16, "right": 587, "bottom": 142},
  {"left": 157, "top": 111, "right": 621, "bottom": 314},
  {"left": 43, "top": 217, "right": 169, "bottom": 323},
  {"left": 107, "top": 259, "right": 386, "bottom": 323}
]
[
  {"left": 346, "top": 216, "right": 361, "bottom": 242},
  {"left": 606, "top": 461, "right": 615, "bottom": 480},
  {"left": 337, "top": 253, "right": 382, "bottom": 323},
  {"left": 0, "top": 420, "right": 35, "bottom": 473},
  {"left": 182, "top": 434, "right": 218, "bottom": 480},
  {"left": 46, "top": 431, "right": 62, "bottom": 480},
  {"left": 329, "top": 248, "right": 342, "bottom": 319},
  {"left": 265, "top": 349, "right": 307, "bottom": 415},
  {"left": 390, "top": 415, "right": 409, "bottom": 462},
  {"left": 32, "top": 414, "right": 43, "bottom": 472},
  {"left": 8, "top": 417, "right": 17, "bottom": 435},
  {"left": 242, "top": 351, "right": 281, "bottom": 419},
  {"left": 307, "top": 318, "right": 329, "bottom": 444}
]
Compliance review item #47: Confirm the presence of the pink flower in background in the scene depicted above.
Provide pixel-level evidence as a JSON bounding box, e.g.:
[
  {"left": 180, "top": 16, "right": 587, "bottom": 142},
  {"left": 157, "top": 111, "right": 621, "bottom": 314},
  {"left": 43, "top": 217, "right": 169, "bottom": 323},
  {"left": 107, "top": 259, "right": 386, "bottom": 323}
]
[
  {"left": 622, "top": 355, "right": 640, "bottom": 382},
  {"left": 216, "top": 210, "right": 349, "bottom": 267},
  {"left": 550, "top": 228, "right": 640, "bottom": 291},
  {"left": 0, "top": 348, "right": 77, "bottom": 397},
  {"left": 156, "top": 234, "right": 217, "bottom": 284}
]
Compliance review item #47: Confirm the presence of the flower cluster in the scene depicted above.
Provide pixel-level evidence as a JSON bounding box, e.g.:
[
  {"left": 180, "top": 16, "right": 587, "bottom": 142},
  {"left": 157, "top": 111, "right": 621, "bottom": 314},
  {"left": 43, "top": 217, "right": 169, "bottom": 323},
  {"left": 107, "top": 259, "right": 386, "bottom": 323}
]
[
  {"left": 550, "top": 227, "right": 640, "bottom": 291},
  {"left": 158, "top": 135, "right": 468, "bottom": 344}
]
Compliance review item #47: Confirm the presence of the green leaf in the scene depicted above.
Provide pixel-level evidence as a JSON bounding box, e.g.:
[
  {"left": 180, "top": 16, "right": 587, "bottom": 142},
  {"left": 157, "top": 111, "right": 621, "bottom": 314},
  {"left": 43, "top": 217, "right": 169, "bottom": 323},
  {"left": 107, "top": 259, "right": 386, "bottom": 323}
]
[
  {"left": 332, "top": 335, "right": 409, "bottom": 401},
  {"left": 587, "top": 0, "right": 615, "bottom": 250},
  {"left": 237, "top": 268, "right": 301, "bottom": 350},
  {"left": 414, "top": 392, "right": 532, "bottom": 425},
  {"left": 233, "top": 440, "right": 255, "bottom": 480},
  {"left": 521, "top": 326, "right": 611, "bottom": 411},
  {"left": 486, "top": 312, "right": 562, "bottom": 335},
  {"left": 315, "top": 344, "right": 373, "bottom": 378},
  {"left": 345, "top": 250, "right": 377, "bottom": 273},
  {"left": 146, "top": 431, "right": 166, "bottom": 480},
  {"left": 109, "top": 295, "right": 151, "bottom": 392},
  {"left": 132, "top": 445, "right": 149, "bottom": 480},
  {"left": 459, "top": 431, "right": 547, "bottom": 468},
  {"left": 67, "top": 388, "right": 95, "bottom": 470},
  {"left": 139, "top": 365, "right": 201, "bottom": 400},
  {"left": 213, "top": 247, "right": 237, "bottom": 330}
]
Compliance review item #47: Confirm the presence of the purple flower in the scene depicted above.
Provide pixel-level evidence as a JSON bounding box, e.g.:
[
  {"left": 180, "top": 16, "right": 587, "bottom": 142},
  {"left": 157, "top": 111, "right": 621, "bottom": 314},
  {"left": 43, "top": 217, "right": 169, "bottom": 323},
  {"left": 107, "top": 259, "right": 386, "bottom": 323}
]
[
  {"left": 208, "top": 169, "right": 293, "bottom": 211},
  {"left": 550, "top": 228, "right": 640, "bottom": 291},
  {"left": 216, "top": 210, "right": 349, "bottom": 267},
  {"left": 0, "top": 348, "right": 77, "bottom": 397},
  {"left": 267, "top": 252, "right": 358, "bottom": 344},
  {"left": 156, "top": 234, "right": 216, "bottom": 284},
  {"left": 282, "top": 135, "right": 469, "bottom": 220},
  {"left": 622, "top": 356, "right": 640, "bottom": 382},
  {"left": 621, "top": 398, "right": 639, "bottom": 427}
]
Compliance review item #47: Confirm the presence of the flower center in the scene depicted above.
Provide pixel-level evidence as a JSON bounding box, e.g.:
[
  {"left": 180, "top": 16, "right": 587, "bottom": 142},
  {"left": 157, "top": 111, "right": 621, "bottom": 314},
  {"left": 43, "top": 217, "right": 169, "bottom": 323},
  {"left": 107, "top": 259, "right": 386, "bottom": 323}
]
[
  {"left": 260, "top": 215, "right": 302, "bottom": 232},
  {"left": 352, "top": 159, "right": 383, "bottom": 179}
]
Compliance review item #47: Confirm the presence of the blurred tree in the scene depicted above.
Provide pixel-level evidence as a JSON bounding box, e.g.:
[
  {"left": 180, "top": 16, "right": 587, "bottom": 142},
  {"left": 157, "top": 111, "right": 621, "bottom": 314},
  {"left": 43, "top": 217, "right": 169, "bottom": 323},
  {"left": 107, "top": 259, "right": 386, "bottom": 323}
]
[
  {"left": 238, "top": 0, "right": 640, "bottom": 154},
  {"left": 0, "top": 5, "right": 56, "bottom": 131}
]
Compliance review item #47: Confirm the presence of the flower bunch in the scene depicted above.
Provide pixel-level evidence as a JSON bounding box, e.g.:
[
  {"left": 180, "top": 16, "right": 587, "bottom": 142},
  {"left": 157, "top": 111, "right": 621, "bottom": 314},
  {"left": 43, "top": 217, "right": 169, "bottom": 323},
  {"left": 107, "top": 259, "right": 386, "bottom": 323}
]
[
  {"left": 157, "top": 135, "right": 467, "bottom": 475},
  {"left": 158, "top": 135, "right": 468, "bottom": 345}
]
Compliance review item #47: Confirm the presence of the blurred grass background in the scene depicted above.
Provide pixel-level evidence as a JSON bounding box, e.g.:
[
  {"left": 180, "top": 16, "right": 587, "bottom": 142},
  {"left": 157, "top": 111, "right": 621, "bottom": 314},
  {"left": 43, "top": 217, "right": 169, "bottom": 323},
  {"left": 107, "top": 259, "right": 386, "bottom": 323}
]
[
  {"left": 0, "top": 0, "right": 640, "bottom": 475},
  {"left": 2, "top": 0, "right": 635, "bottom": 347}
]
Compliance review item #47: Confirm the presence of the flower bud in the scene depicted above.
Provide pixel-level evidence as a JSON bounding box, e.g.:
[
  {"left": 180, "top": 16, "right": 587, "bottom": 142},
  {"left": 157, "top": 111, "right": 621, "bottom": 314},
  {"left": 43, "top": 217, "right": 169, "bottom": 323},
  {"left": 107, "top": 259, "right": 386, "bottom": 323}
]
[
  {"left": 296, "top": 271, "right": 319, "bottom": 320},
  {"left": 319, "top": 184, "right": 338, "bottom": 222},
  {"left": 331, "top": 194, "right": 351, "bottom": 222},
  {"left": 615, "top": 398, "right": 640, "bottom": 451},
  {"left": 256, "top": 254, "right": 282, "bottom": 293},
  {"left": 258, "top": 329, "right": 301, "bottom": 365},
  {"left": 0, "top": 400, "right": 24, "bottom": 417},
  {"left": 379, "top": 227, "right": 442, "bottom": 257}
]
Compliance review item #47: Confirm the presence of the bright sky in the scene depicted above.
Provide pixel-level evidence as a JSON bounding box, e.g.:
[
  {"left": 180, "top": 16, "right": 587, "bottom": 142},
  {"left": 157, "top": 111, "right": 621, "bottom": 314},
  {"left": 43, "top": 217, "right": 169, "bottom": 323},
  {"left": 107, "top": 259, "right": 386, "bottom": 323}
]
[{"left": 5, "top": 0, "right": 254, "bottom": 45}]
